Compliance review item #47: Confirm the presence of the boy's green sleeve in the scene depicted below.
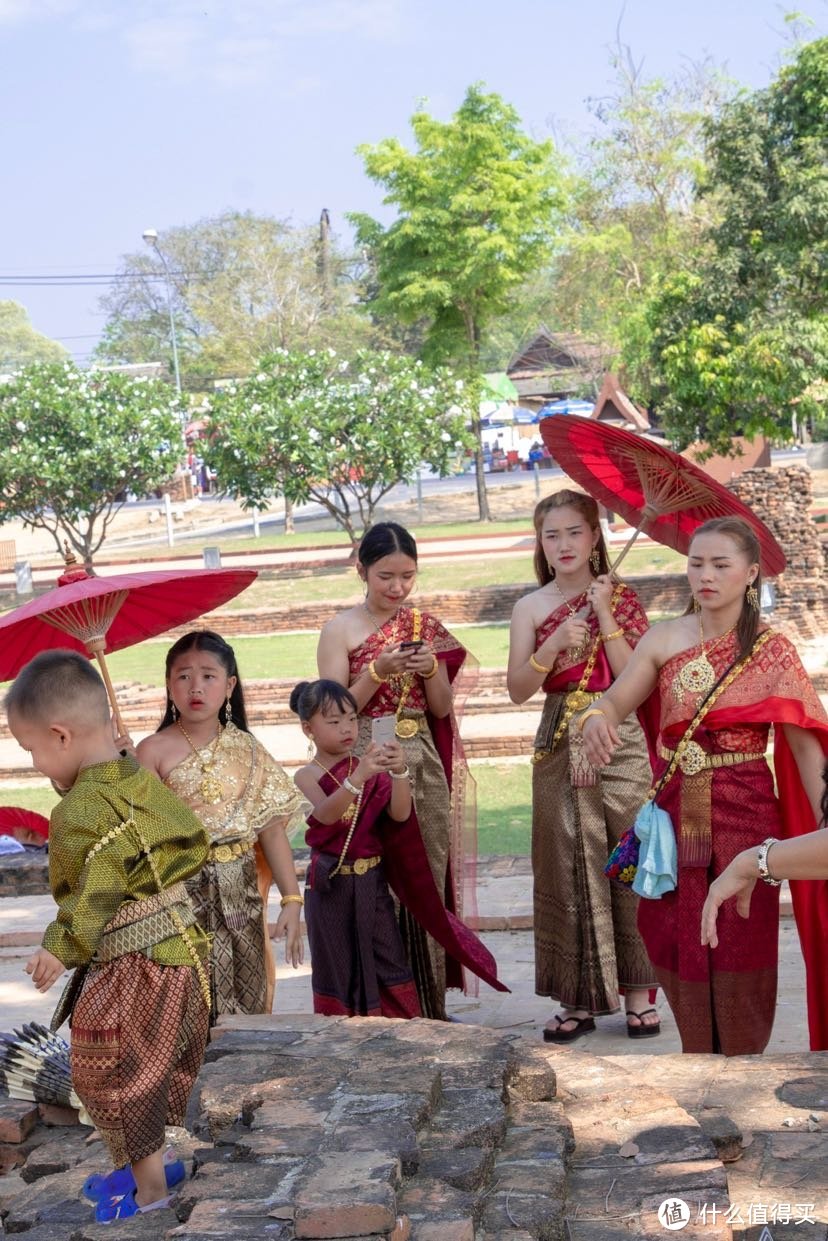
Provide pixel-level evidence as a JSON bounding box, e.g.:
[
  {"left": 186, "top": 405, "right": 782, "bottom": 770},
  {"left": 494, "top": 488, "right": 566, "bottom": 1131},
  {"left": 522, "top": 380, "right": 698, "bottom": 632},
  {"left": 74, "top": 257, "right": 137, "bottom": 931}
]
[{"left": 42, "top": 804, "right": 136, "bottom": 969}]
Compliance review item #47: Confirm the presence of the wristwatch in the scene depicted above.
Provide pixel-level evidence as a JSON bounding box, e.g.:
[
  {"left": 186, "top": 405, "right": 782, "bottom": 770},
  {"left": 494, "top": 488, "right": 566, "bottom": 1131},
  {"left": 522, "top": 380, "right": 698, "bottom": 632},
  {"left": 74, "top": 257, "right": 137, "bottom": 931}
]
[{"left": 756, "top": 837, "right": 781, "bottom": 886}]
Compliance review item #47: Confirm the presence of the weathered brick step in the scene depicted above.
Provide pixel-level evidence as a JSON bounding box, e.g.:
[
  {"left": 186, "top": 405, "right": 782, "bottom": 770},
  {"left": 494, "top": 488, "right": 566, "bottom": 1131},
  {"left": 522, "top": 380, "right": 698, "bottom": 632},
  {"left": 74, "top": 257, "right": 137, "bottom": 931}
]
[{"left": 4, "top": 1017, "right": 825, "bottom": 1240}]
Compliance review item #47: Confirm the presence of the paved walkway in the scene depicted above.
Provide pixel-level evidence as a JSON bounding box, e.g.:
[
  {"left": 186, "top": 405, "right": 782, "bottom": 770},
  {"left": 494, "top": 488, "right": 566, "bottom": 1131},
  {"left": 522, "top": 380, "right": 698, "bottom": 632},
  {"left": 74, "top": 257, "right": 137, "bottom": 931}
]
[{"left": 0, "top": 866, "right": 810, "bottom": 1057}]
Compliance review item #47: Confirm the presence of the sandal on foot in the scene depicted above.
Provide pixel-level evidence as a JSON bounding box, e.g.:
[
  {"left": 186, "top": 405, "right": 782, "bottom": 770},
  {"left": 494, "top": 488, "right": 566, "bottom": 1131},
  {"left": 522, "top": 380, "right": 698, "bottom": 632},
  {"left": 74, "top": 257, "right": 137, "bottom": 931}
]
[
  {"left": 626, "top": 1007, "right": 661, "bottom": 1039},
  {"left": 543, "top": 1014, "right": 596, "bottom": 1044}
]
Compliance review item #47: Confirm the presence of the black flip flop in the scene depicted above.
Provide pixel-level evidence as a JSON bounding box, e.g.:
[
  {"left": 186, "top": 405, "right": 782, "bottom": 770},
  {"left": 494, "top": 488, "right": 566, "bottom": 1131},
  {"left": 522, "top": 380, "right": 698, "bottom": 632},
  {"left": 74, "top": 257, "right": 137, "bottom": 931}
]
[
  {"left": 543, "top": 1014, "right": 596, "bottom": 1044},
  {"left": 626, "top": 1007, "right": 661, "bottom": 1039}
]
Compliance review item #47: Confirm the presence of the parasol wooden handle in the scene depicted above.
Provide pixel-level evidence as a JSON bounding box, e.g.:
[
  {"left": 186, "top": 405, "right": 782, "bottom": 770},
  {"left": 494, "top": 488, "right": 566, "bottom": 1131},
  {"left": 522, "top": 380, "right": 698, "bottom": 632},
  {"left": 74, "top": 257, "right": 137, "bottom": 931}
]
[
  {"left": 85, "top": 641, "right": 126, "bottom": 737},
  {"left": 609, "top": 504, "right": 660, "bottom": 574}
]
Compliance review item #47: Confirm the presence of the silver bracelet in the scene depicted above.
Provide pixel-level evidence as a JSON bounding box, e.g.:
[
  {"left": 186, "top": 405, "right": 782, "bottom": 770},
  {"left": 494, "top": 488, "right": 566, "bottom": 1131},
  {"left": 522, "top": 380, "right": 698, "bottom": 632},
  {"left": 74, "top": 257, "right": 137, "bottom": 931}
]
[
  {"left": 756, "top": 837, "right": 781, "bottom": 886},
  {"left": 389, "top": 767, "right": 410, "bottom": 780},
  {"left": 343, "top": 777, "right": 363, "bottom": 796}
]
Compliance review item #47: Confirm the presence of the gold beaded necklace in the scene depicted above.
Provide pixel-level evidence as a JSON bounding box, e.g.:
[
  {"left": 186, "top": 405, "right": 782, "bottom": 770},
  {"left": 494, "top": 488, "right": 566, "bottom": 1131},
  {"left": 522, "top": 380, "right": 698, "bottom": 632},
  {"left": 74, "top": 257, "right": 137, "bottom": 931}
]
[
  {"left": 177, "top": 722, "right": 224, "bottom": 804},
  {"left": 312, "top": 756, "right": 362, "bottom": 824}
]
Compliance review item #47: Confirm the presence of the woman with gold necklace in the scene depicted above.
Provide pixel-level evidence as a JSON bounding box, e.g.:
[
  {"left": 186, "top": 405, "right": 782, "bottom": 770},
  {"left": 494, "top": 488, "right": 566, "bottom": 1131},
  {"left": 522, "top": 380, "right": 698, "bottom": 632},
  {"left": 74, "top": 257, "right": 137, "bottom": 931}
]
[
  {"left": 508, "top": 489, "right": 658, "bottom": 1044},
  {"left": 582, "top": 518, "right": 828, "bottom": 1054},
  {"left": 317, "top": 521, "right": 473, "bottom": 1020},
  {"left": 136, "top": 630, "right": 303, "bottom": 1022}
]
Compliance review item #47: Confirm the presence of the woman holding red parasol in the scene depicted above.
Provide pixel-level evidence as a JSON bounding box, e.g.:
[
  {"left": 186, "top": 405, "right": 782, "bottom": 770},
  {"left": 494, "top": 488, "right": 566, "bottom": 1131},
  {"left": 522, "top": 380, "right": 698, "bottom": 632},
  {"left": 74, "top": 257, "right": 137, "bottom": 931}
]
[
  {"left": 581, "top": 517, "right": 828, "bottom": 1055},
  {"left": 508, "top": 490, "right": 659, "bottom": 1043}
]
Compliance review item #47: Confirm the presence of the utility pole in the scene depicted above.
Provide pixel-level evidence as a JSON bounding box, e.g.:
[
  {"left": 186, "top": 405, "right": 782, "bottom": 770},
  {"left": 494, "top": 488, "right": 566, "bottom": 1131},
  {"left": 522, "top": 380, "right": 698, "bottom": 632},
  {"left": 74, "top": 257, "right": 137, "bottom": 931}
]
[{"left": 318, "top": 208, "right": 332, "bottom": 310}]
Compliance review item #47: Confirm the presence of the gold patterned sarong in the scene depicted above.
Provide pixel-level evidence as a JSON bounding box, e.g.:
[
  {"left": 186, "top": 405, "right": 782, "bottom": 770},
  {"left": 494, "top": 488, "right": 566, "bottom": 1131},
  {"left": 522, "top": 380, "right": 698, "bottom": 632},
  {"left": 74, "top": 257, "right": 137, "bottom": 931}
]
[
  {"left": 532, "top": 695, "right": 656, "bottom": 1013},
  {"left": 164, "top": 723, "right": 302, "bottom": 1021}
]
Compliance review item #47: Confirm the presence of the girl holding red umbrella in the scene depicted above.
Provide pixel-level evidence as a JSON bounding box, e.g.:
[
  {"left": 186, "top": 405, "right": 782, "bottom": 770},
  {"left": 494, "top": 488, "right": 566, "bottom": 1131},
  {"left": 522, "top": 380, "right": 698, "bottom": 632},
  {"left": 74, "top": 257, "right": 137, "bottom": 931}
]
[{"left": 582, "top": 517, "right": 828, "bottom": 1055}]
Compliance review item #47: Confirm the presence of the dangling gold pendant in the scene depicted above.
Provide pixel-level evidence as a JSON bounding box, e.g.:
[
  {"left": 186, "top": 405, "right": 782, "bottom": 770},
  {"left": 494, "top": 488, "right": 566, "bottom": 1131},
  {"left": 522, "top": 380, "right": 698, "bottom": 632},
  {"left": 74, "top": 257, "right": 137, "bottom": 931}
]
[
  {"left": 199, "top": 767, "right": 224, "bottom": 804},
  {"left": 342, "top": 803, "right": 356, "bottom": 823},
  {"left": 395, "top": 718, "right": 418, "bottom": 739},
  {"left": 678, "top": 654, "right": 716, "bottom": 697}
]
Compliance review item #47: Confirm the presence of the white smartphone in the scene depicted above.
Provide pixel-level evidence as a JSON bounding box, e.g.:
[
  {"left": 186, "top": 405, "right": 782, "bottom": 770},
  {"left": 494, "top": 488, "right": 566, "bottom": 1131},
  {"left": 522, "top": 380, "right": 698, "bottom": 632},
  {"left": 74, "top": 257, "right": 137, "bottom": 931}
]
[{"left": 371, "top": 715, "right": 397, "bottom": 746}]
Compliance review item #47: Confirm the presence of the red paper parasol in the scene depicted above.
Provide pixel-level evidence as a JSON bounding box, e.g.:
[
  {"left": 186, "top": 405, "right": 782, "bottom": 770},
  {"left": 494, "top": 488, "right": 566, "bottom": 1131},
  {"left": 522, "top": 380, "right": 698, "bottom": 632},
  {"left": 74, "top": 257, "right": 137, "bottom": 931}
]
[
  {"left": 0, "top": 806, "right": 50, "bottom": 841},
  {"left": 539, "top": 415, "right": 786, "bottom": 576},
  {"left": 0, "top": 554, "right": 257, "bottom": 732}
]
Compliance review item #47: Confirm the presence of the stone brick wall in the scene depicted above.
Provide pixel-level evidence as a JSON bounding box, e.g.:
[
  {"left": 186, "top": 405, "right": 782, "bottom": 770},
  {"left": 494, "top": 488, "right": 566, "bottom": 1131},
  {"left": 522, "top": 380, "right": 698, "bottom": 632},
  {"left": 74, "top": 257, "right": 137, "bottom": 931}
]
[{"left": 727, "top": 465, "right": 828, "bottom": 637}]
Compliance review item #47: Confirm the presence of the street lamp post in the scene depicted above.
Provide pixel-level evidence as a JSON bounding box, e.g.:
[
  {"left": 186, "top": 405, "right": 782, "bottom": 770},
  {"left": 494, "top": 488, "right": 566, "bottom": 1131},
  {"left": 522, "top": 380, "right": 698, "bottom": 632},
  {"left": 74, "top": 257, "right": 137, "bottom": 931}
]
[{"left": 142, "top": 228, "right": 182, "bottom": 396}]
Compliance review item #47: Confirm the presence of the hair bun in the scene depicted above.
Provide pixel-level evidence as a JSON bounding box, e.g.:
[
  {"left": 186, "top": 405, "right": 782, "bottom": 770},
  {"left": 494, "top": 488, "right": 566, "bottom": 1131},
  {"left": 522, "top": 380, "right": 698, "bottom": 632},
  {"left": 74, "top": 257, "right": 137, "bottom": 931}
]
[{"left": 289, "top": 682, "right": 310, "bottom": 714}]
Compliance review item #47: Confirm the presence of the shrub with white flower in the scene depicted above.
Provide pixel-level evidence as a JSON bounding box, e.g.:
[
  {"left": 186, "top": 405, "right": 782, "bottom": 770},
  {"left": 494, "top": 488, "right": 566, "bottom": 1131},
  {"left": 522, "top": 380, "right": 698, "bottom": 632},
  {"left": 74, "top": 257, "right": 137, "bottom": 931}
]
[
  {"left": 206, "top": 348, "right": 471, "bottom": 543},
  {"left": 0, "top": 362, "right": 183, "bottom": 568}
]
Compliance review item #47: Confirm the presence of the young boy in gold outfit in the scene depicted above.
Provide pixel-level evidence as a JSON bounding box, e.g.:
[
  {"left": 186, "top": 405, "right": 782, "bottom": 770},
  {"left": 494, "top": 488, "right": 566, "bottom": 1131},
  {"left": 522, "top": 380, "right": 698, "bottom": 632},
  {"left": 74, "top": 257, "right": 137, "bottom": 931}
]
[{"left": 6, "top": 650, "right": 211, "bottom": 1222}]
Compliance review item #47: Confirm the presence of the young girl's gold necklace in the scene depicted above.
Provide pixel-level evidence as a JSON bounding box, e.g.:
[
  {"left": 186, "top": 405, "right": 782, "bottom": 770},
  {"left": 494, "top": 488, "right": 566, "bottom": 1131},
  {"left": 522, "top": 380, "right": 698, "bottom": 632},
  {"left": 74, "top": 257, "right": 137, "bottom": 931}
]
[
  {"left": 177, "top": 721, "right": 224, "bottom": 804},
  {"left": 312, "top": 755, "right": 361, "bottom": 823}
]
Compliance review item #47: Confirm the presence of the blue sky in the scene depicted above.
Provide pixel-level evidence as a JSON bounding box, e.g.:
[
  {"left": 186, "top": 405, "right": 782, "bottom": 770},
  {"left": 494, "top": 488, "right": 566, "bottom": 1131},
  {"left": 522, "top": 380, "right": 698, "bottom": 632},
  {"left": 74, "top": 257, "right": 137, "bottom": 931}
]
[{"left": 1, "top": 0, "right": 826, "bottom": 363}]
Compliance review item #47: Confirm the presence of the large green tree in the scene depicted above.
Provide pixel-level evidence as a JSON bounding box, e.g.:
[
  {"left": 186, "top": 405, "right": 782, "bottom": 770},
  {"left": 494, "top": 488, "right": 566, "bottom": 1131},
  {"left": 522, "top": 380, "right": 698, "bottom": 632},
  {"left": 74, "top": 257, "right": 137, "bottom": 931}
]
[
  {"left": 0, "top": 302, "right": 68, "bottom": 371},
  {"left": 634, "top": 36, "right": 828, "bottom": 452},
  {"left": 350, "top": 85, "right": 566, "bottom": 520},
  {"left": 205, "top": 349, "right": 469, "bottom": 543},
  {"left": 95, "top": 211, "right": 371, "bottom": 382},
  {"left": 0, "top": 364, "right": 182, "bottom": 568}
]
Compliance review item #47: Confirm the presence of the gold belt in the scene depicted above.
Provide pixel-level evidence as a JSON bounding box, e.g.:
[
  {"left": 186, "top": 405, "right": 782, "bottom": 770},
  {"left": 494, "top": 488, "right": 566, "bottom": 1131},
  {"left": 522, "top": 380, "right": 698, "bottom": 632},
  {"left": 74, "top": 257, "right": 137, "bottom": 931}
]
[
  {"left": 337, "top": 854, "right": 381, "bottom": 876},
  {"left": 658, "top": 741, "right": 765, "bottom": 777},
  {"left": 209, "top": 839, "right": 254, "bottom": 864},
  {"left": 563, "top": 688, "right": 602, "bottom": 711}
]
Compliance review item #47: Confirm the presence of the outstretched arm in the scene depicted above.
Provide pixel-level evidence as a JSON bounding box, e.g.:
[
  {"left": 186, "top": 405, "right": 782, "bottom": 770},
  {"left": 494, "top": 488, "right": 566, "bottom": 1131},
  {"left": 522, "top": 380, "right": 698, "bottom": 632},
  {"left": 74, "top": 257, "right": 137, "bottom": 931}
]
[
  {"left": 701, "top": 830, "right": 828, "bottom": 948},
  {"left": 581, "top": 627, "right": 662, "bottom": 766}
]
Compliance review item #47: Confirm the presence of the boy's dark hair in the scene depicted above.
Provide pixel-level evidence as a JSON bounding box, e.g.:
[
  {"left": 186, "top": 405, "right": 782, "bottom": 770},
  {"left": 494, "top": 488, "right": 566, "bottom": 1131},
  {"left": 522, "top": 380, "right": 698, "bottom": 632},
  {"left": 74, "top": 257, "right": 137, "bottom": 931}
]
[
  {"left": 289, "top": 679, "right": 358, "bottom": 722},
  {"left": 358, "top": 521, "right": 418, "bottom": 569},
  {"left": 158, "top": 630, "right": 249, "bottom": 732},
  {"left": 5, "top": 650, "right": 109, "bottom": 724}
]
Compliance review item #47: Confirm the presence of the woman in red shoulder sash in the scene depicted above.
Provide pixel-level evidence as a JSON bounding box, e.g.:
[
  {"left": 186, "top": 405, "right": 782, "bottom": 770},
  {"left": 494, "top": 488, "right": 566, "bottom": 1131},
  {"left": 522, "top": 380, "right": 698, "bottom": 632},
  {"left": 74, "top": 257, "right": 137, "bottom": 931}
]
[
  {"left": 583, "top": 517, "right": 828, "bottom": 1054},
  {"left": 317, "top": 521, "right": 476, "bottom": 1020},
  {"left": 508, "top": 490, "right": 659, "bottom": 1044}
]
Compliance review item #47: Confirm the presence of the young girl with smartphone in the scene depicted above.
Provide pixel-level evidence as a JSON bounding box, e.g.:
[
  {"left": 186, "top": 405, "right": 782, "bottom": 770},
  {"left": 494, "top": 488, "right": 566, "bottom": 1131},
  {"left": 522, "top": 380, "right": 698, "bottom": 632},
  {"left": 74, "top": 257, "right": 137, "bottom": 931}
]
[{"left": 291, "top": 678, "right": 506, "bottom": 1017}]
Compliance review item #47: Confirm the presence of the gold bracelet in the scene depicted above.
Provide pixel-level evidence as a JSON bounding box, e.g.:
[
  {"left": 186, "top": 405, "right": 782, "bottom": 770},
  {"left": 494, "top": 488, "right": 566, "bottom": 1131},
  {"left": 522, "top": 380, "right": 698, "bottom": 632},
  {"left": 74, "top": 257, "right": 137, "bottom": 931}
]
[
  {"left": 602, "top": 628, "right": 625, "bottom": 642},
  {"left": 529, "top": 653, "right": 552, "bottom": 675},
  {"left": 280, "top": 894, "right": 304, "bottom": 908},
  {"left": 421, "top": 656, "right": 439, "bottom": 679},
  {"left": 368, "top": 660, "right": 386, "bottom": 684},
  {"left": 576, "top": 707, "right": 607, "bottom": 734}
]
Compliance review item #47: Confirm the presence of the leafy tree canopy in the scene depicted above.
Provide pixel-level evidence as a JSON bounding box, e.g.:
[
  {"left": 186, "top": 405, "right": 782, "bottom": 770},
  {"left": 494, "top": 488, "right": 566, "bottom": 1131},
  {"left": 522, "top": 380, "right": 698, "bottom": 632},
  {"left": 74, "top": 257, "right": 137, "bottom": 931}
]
[
  {"left": 632, "top": 36, "right": 828, "bottom": 452},
  {"left": 205, "top": 348, "right": 470, "bottom": 543},
  {"left": 95, "top": 211, "right": 372, "bottom": 382},
  {"left": 350, "top": 84, "right": 566, "bottom": 368},
  {"left": 0, "top": 363, "right": 182, "bottom": 567},
  {"left": 0, "top": 302, "right": 68, "bottom": 371},
  {"left": 349, "top": 84, "right": 566, "bottom": 519}
]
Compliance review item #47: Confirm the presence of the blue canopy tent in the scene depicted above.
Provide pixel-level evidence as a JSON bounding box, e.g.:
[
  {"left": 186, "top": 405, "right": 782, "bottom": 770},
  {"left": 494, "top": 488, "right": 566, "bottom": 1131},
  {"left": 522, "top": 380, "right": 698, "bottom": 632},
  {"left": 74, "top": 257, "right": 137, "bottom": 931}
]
[{"left": 538, "top": 398, "right": 594, "bottom": 418}]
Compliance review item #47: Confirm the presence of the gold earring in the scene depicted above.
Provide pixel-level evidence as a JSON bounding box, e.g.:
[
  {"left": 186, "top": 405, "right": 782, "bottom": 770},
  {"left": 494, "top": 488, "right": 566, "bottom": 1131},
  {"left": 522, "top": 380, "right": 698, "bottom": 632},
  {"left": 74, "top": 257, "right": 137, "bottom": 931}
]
[
  {"left": 589, "top": 548, "right": 601, "bottom": 574},
  {"left": 169, "top": 700, "right": 178, "bottom": 722},
  {"left": 746, "top": 583, "right": 760, "bottom": 611},
  {"left": 306, "top": 737, "right": 315, "bottom": 760},
  {"left": 547, "top": 562, "right": 556, "bottom": 578},
  {"left": 224, "top": 692, "right": 233, "bottom": 725},
  {"left": 693, "top": 596, "right": 701, "bottom": 614}
]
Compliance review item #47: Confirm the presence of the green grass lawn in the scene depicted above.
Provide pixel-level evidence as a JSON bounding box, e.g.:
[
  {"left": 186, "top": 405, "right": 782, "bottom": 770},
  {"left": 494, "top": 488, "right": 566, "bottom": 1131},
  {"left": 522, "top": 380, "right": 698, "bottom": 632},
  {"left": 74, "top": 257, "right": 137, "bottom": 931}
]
[
  {"left": 36, "top": 623, "right": 514, "bottom": 689},
  {"left": 0, "top": 759, "right": 533, "bottom": 856}
]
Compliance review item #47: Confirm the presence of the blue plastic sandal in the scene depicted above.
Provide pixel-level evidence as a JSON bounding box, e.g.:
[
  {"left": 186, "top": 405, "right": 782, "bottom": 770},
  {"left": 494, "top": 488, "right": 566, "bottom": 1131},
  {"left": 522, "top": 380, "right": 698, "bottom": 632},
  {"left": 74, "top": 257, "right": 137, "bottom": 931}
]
[
  {"left": 95, "top": 1189, "right": 141, "bottom": 1223},
  {"left": 83, "top": 1157, "right": 185, "bottom": 1204}
]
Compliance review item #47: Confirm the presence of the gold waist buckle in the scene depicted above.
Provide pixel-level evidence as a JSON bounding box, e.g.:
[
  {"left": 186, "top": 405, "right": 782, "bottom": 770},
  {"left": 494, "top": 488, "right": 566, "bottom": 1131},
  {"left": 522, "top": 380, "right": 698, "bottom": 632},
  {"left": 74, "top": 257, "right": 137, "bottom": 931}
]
[
  {"left": 337, "top": 854, "right": 381, "bottom": 876},
  {"left": 658, "top": 741, "right": 765, "bottom": 777},
  {"left": 209, "top": 839, "right": 254, "bottom": 864}
]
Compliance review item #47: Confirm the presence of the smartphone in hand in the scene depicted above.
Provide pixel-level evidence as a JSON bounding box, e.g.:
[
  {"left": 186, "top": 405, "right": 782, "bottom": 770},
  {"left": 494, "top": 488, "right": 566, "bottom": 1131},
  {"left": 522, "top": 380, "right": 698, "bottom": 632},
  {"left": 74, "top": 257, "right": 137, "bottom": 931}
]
[
  {"left": 399, "top": 640, "right": 424, "bottom": 651},
  {"left": 371, "top": 715, "right": 397, "bottom": 746}
]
